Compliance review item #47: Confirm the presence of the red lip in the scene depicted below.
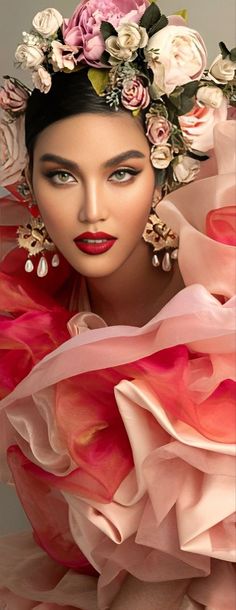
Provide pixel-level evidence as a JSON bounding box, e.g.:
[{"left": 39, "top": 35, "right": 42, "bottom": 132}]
[{"left": 74, "top": 232, "right": 117, "bottom": 255}]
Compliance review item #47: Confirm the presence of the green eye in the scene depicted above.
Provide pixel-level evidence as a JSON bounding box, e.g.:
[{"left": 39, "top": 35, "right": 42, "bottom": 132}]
[
  {"left": 45, "top": 170, "right": 75, "bottom": 184},
  {"left": 110, "top": 168, "right": 140, "bottom": 182}
]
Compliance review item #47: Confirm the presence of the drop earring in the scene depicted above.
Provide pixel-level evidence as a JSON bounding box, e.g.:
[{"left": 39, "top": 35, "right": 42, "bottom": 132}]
[
  {"left": 142, "top": 204, "right": 179, "bottom": 272},
  {"left": 16, "top": 184, "right": 60, "bottom": 277}
]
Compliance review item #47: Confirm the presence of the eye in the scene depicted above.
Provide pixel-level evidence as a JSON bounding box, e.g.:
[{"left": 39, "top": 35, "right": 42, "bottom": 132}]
[
  {"left": 45, "top": 170, "right": 76, "bottom": 184},
  {"left": 109, "top": 168, "right": 140, "bottom": 183}
]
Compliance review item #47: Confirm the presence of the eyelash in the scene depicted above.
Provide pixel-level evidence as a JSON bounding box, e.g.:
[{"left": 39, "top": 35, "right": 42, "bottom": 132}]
[{"left": 44, "top": 168, "right": 141, "bottom": 185}]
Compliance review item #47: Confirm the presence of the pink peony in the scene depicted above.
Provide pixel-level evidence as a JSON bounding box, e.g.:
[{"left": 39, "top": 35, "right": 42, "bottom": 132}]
[
  {"left": 179, "top": 98, "right": 228, "bottom": 152},
  {"left": 62, "top": 0, "right": 148, "bottom": 67},
  {"left": 121, "top": 77, "right": 150, "bottom": 110},
  {"left": 0, "top": 77, "right": 29, "bottom": 113},
  {"left": 146, "top": 113, "right": 172, "bottom": 145}
]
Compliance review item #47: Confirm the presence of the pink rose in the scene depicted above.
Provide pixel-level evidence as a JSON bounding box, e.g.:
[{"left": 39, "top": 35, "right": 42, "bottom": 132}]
[
  {"left": 146, "top": 21, "right": 207, "bottom": 96},
  {"left": 146, "top": 113, "right": 171, "bottom": 145},
  {"left": 179, "top": 98, "right": 228, "bottom": 152},
  {"left": 121, "top": 77, "right": 150, "bottom": 111},
  {"left": 0, "top": 77, "right": 29, "bottom": 113},
  {"left": 0, "top": 115, "right": 27, "bottom": 187},
  {"left": 62, "top": 0, "right": 148, "bottom": 67}
]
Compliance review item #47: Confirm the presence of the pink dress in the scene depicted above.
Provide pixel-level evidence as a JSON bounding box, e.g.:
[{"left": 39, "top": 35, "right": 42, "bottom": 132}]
[{"left": 0, "top": 166, "right": 235, "bottom": 609}]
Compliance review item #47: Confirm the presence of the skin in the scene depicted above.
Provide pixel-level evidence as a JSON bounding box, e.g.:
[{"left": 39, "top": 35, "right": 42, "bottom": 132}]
[{"left": 31, "top": 112, "right": 184, "bottom": 326}]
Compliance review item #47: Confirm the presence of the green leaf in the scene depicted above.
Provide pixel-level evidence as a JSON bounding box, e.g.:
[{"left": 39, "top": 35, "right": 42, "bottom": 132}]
[
  {"left": 88, "top": 68, "right": 109, "bottom": 96},
  {"left": 187, "top": 150, "right": 209, "bottom": 161},
  {"left": 230, "top": 47, "right": 236, "bottom": 62},
  {"left": 132, "top": 108, "right": 141, "bottom": 117},
  {"left": 140, "top": 3, "right": 161, "bottom": 31},
  {"left": 175, "top": 9, "right": 188, "bottom": 22},
  {"left": 178, "top": 96, "right": 195, "bottom": 115},
  {"left": 156, "top": 169, "right": 166, "bottom": 186},
  {"left": 219, "top": 41, "right": 230, "bottom": 59},
  {"left": 182, "top": 80, "right": 199, "bottom": 97},
  {"left": 148, "top": 14, "right": 168, "bottom": 37},
  {"left": 100, "top": 21, "right": 117, "bottom": 42}
]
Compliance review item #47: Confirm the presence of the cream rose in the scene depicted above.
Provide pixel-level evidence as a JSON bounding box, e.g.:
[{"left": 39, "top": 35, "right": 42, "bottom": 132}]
[
  {"left": 0, "top": 115, "right": 27, "bottom": 187},
  {"left": 179, "top": 98, "right": 228, "bottom": 151},
  {"left": 105, "top": 36, "right": 137, "bottom": 64},
  {"left": 32, "top": 8, "right": 63, "bottom": 38},
  {"left": 32, "top": 67, "right": 52, "bottom": 93},
  {"left": 15, "top": 44, "right": 44, "bottom": 70},
  {"left": 117, "top": 22, "right": 148, "bottom": 51},
  {"left": 196, "top": 85, "right": 224, "bottom": 109},
  {"left": 209, "top": 53, "right": 236, "bottom": 84},
  {"left": 173, "top": 155, "right": 200, "bottom": 183},
  {"left": 150, "top": 143, "right": 173, "bottom": 169},
  {"left": 146, "top": 24, "right": 207, "bottom": 95}
]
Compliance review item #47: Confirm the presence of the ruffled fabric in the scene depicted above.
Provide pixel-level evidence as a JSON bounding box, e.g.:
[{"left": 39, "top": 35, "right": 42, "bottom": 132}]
[{"left": 0, "top": 124, "right": 235, "bottom": 609}]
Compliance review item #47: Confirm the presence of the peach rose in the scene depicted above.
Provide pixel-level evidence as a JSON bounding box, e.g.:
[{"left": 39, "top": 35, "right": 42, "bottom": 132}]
[
  {"left": 121, "top": 77, "right": 150, "bottom": 110},
  {"left": 51, "top": 41, "right": 78, "bottom": 71},
  {"left": 0, "top": 77, "right": 29, "bottom": 113},
  {"left": 32, "top": 67, "right": 52, "bottom": 94},
  {"left": 0, "top": 115, "right": 27, "bottom": 187},
  {"left": 146, "top": 113, "right": 172, "bottom": 145},
  {"left": 179, "top": 98, "right": 228, "bottom": 151},
  {"left": 146, "top": 23, "right": 207, "bottom": 95}
]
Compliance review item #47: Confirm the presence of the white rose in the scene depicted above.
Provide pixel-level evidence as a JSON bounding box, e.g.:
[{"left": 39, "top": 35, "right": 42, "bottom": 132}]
[
  {"left": 209, "top": 54, "right": 236, "bottom": 84},
  {"left": 173, "top": 155, "right": 200, "bottom": 183},
  {"left": 0, "top": 115, "right": 27, "bottom": 187},
  {"left": 145, "top": 52, "right": 166, "bottom": 97},
  {"left": 15, "top": 44, "right": 44, "bottom": 70},
  {"left": 105, "top": 36, "right": 137, "bottom": 64},
  {"left": 197, "top": 85, "right": 224, "bottom": 109},
  {"left": 117, "top": 22, "right": 148, "bottom": 51},
  {"left": 150, "top": 144, "right": 173, "bottom": 169},
  {"left": 32, "top": 8, "right": 63, "bottom": 38},
  {"left": 146, "top": 24, "right": 207, "bottom": 95},
  {"left": 32, "top": 67, "right": 52, "bottom": 93}
]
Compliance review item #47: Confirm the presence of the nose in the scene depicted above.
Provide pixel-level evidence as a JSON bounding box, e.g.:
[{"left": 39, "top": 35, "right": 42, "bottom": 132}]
[{"left": 78, "top": 181, "right": 108, "bottom": 224}]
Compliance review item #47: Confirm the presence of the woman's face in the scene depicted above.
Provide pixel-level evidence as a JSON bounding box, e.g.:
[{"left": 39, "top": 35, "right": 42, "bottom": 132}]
[{"left": 32, "top": 112, "right": 156, "bottom": 279}]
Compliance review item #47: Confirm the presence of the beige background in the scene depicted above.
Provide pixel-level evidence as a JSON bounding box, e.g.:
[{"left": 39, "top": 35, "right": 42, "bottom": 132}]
[{"left": 0, "top": 0, "right": 235, "bottom": 534}]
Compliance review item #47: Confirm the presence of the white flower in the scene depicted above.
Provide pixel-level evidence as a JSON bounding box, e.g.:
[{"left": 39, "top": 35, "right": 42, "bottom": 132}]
[
  {"left": 32, "top": 8, "right": 63, "bottom": 38},
  {"left": 146, "top": 24, "right": 207, "bottom": 95},
  {"left": 150, "top": 144, "right": 173, "bottom": 169},
  {"left": 117, "top": 22, "right": 148, "bottom": 51},
  {"left": 22, "top": 31, "right": 42, "bottom": 46},
  {"left": 173, "top": 155, "right": 200, "bottom": 183},
  {"left": 32, "top": 67, "right": 52, "bottom": 93},
  {"left": 105, "top": 36, "right": 137, "bottom": 64},
  {"left": 209, "top": 53, "right": 236, "bottom": 84},
  {"left": 15, "top": 44, "right": 44, "bottom": 70},
  {"left": 197, "top": 85, "right": 224, "bottom": 109}
]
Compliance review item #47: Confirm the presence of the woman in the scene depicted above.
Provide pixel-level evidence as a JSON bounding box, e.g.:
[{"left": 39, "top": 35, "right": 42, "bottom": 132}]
[{"left": 0, "top": 2, "right": 235, "bottom": 609}]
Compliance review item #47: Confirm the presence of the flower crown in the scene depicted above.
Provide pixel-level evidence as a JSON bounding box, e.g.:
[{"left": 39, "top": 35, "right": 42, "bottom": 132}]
[{"left": 1, "top": 0, "right": 236, "bottom": 195}]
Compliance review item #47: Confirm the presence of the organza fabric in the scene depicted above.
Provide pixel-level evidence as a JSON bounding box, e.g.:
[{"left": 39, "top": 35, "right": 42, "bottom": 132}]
[{"left": 0, "top": 123, "right": 235, "bottom": 610}]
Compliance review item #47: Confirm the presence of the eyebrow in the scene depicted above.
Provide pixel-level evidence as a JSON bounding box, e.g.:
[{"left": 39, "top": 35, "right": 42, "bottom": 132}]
[{"left": 39, "top": 150, "right": 146, "bottom": 171}]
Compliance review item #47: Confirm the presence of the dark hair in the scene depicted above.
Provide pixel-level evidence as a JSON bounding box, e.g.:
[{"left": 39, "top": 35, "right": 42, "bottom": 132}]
[{"left": 25, "top": 68, "right": 146, "bottom": 166}]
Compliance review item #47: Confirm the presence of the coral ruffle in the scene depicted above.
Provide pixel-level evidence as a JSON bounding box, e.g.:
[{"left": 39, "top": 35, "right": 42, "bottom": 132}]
[{"left": 0, "top": 165, "right": 235, "bottom": 608}]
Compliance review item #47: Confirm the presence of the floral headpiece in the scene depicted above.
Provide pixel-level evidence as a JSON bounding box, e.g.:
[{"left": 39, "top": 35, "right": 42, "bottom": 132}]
[{"left": 1, "top": 0, "right": 236, "bottom": 195}]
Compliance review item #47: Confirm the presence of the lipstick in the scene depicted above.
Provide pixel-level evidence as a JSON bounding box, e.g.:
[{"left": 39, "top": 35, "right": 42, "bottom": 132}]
[{"left": 74, "top": 232, "right": 117, "bottom": 255}]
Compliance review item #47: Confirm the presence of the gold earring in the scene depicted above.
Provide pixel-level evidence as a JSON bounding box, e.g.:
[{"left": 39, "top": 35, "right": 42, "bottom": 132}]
[
  {"left": 142, "top": 207, "right": 179, "bottom": 272},
  {"left": 17, "top": 216, "right": 60, "bottom": 277}
]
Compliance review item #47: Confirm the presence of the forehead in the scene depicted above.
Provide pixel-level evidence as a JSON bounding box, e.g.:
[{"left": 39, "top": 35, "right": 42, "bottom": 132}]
[{"left": 33, "top": 112, "right": 150, "bottom": 162}]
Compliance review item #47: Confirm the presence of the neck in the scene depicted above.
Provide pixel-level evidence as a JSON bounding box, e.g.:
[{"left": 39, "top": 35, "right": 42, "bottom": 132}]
[{"left": 85, "top": 241, "right": 184, "bottom": 326}]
